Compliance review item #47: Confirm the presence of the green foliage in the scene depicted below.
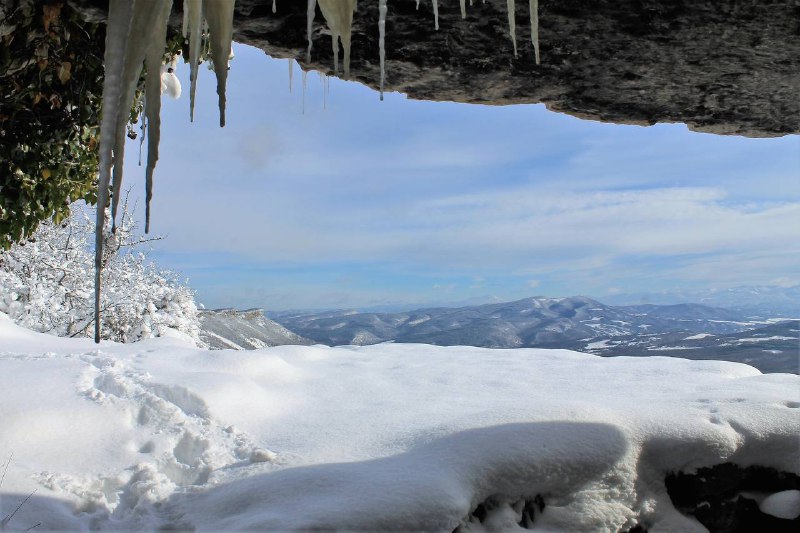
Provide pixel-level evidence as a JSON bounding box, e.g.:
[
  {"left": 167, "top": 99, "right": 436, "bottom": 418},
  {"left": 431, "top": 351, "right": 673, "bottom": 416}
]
[{"left": 0, "top": 0, "right": 103, "bottom": 249}]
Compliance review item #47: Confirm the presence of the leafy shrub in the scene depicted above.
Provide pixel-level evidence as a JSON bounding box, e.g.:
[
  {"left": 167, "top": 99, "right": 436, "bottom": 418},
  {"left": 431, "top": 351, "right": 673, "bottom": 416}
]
[{"left": 0, "top": 1, "right": 107, "bottom": 249}]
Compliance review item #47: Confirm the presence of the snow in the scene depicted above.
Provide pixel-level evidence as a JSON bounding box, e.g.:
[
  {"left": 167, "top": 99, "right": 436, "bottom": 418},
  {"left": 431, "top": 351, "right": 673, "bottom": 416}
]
[
  {"left": 586, "top": 339, "right": 611, "bottom": 350},
  {"left": 759, "top": 490, "right": 800, "bottom": 519},
  {"left": 1, "top": 314, "right": 798, "bottom": 531},
  {"left": 737, "top": 335, "right": 796, "bottom": 343},
  {"left": 684, "top": 333, "right": 715, "bottom": 340},
  {"left": 647, "top": 345, "right": 701, "bottom": 351}
]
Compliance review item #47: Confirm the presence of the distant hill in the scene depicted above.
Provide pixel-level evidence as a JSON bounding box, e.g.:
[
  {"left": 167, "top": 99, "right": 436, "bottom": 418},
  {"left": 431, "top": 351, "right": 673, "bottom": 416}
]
[
  {"left": 601, "top": 285, "right": 800, "bottom": 317},
  {"left": 582, "top": 320, "right": 799, "bottom": 374},
  {"left": 198, "top": 308, "right": 312, "bottom": 350},
  {"left": 274, "top": 296, "right": 757, "bottom": 347},
  {"left": 273, "top": 296, "right": 798, "bottom": 374}
]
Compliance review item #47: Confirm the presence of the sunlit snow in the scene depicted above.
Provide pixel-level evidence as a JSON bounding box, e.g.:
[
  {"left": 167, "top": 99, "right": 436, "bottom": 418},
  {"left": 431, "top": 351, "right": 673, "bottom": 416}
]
[{"left": 1, "top": 314, "right": 798, "bottom": 531}]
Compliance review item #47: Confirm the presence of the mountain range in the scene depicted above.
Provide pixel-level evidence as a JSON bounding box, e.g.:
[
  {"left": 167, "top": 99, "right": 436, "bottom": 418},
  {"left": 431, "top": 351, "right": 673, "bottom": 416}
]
[
  {"left": 273, "top": 296, "right": 757, "bottom": 347},
  {"left": 198, "top": 297, "right": 797, "bottom": 374}
]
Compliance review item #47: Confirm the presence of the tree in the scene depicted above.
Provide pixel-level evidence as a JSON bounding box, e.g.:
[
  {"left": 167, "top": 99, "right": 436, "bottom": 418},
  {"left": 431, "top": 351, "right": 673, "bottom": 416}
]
[{"left": 0, "top": 198, "right": 203, "bottom": 344}]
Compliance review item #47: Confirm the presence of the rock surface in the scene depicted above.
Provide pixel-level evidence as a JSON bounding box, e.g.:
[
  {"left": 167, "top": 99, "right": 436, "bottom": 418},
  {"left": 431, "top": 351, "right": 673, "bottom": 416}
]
[
  {"left": 67, "top": 0, "right": 799, "bottom": 137},
  {"left": 228, "top": 0, "right": 799, "bottom": 137}
]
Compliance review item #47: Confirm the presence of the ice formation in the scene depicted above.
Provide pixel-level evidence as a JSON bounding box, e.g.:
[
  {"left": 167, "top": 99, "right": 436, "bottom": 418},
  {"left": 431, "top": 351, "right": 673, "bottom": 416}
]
[
  {"left": 530, "top": 0, "right": 539, "bottom": 64},
  {"left": 379, "top": 0, "right": 387, "bottom": 99},
  {"left": 460, "top": 0, "right": 466, "bottom": 19},
  {"left": 185, "top": 0, "right": 203, "bottom": 121},
  {"left": 507, "top": 0, "right": 518, "bottom": 57},
  {"left": 432, "top": 0, "right": 439, "bottom": 30},
  {"left": 306, "top": 0, "right": 316, "bottom": 63},
  {"left": 145, "top": 2, "right": 174, "bottom": 234},
  {"left": 317, "top": 0, "right": 357, "bottom": 77},
  {"left": 203, "top": 0, "right": 235, "bottom": 128}
]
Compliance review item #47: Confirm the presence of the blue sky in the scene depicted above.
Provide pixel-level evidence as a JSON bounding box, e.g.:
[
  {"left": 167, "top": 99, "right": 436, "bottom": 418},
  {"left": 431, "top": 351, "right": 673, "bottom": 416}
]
[{"left": 123, "top": 43, "right": 799, "bottom": 311}]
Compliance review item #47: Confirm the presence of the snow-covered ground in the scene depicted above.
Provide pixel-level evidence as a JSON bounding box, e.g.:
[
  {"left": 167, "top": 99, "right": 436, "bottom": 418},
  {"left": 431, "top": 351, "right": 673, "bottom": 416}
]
[{"left": 1, "top": 313, "right": 798, "bottom": 531}]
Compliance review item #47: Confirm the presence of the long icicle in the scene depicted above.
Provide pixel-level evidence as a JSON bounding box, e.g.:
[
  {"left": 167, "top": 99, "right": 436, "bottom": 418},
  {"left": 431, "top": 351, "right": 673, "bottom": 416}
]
[
  {"left": 203, "top": 0, "right": 235, "bottom": 127},
  {"left": 306, "top": 0, "right": 316, "bottom": 63},
  {"left": 507, "top": 0, "right": 518, "bottom": 57},
  {"left": 460, "top": 0, "right": 466, "bottom": 19},
  {"left": 529, "top": 0, "right": 539, "bottom": 64},
  {"left": 95, "top": 0, "right": 134, "bottom": 343},
  {"left": 109, "top": 1, "right": 163, "bottom": 232},
  {"left": 432, "top": 0, "right": 439, "bottom": 30},
  {"left": 145, "top": 0, "right": 173, "bottom": 234},
  {"left": 186, "top": 0, "right": 203, "bottom": 121},
  {"left": 182, "top": 0, "right": 189, "bottom": 36},
  {"left": 288, "top": 58, "right": 293, "bottom": 92},
  {"left": 318, "top": 0, "right": 356, "bottom": 77},
  {"left": 379, "top": 0, "right": 387, "bottom": 100}
]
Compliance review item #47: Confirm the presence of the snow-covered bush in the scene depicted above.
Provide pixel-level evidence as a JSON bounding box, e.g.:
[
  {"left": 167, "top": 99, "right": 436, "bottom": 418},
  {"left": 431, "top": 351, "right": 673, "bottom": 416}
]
[{"left": 0, "top": 201, "right": 202, "bottom": 344}]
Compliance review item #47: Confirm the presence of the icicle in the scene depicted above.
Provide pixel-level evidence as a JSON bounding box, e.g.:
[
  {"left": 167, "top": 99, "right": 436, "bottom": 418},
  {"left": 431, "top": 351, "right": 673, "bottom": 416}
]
[
  {"left": 109, "top": 1, "right": 163, "bottom": 232},
  {"left": 379, "top": 0, "right": 386, "bottom": 100},
  {"left": 186, "top": 0, "right": 203, "bottom": 121},
  {"left": 507, "top": 0, "right": 518, "bottom": 57},
  {"left": 432, "top": 0, "right": 439, "bottom": 30},
  {"left": 138, "top": 113, "right": 146, "bottom": 166},
  {"left": 288, "top": 58, "right": 293, "bottom": 92},
  {"left": 460, "top": 0, "right": 466, "bottom": 19},
  {"left": 318, "top": 0, "right": 356, "bottom": 77},
  {"left": 306, "top": 0, "right": 316, "bottom": 63},
  {"left": 182, "top": 0, "right": 189, "bottom": 37},
  {"left": 272, "top": 0, "right": 276, "bottom": 13},
  {"left": 529, "top": 0, "right": 539, "bottom": 64},
  {"left": 416, "top": 0, "right": 420, "bottom": 10},
  {"left": 144, "top": 0, "right": 173, "bottom": 235},
  {"left": 323, "top": 73, "right": 328, "bottom": 110},
  {"left": 203, "top": 0, "right": 235, "bottom": 127},
  {"left": 95, "top": 0, "right": 134, "bottom": 341},
  {"left": 302, "top": 70, "right": 308, "bottom": 113}
]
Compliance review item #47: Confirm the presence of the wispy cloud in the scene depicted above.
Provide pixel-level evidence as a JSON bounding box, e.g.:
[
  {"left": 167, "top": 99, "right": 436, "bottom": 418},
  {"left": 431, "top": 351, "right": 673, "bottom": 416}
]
[{"left": 129, "top": 44, "right": 799, "bottom": 309}]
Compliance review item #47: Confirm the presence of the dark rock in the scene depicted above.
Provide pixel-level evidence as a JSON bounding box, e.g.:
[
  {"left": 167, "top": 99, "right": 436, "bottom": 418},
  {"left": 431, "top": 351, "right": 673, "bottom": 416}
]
[
  {"left": 67, "top": 0, "right": 799, "bottom": 137},
  {"left": 665, "top": 463, "right": 800, "bottom": 532}
]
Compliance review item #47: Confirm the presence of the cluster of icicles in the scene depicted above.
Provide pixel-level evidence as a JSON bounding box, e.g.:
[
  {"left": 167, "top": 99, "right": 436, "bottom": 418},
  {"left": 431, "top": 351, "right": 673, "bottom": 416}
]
[{"left": 93, "top": 0, "right": 542, "bottom": 342}]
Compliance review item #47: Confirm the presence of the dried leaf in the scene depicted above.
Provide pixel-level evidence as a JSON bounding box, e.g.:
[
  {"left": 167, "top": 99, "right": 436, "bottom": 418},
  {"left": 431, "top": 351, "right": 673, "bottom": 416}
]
[
  {"left": 57, "top": 61, "right": 71, "bottom": 83},
  {"left": 42, "top": 3, "right": 63, "bottom": 34}
]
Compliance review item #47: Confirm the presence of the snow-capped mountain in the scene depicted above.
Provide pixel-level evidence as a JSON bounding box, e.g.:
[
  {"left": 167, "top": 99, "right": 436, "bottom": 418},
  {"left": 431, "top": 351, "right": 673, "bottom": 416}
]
[
  {"left": 274, "top": 296, "right": 758, "bottom": 348},
  {"left": 274, "top": 297, "right": 798, "bottom": 373},
  {"left": 198, "top": 308, "right": 312, "bottom": 349}
]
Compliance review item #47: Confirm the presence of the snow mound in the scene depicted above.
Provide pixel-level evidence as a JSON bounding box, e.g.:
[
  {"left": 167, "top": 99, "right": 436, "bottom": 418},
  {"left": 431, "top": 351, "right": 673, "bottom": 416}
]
[
  {"left": 1, "top": 314, "right": 798, "bottom": 531},
  {"left": 760, "top": 489, "right": 800, "bottom": 520}
]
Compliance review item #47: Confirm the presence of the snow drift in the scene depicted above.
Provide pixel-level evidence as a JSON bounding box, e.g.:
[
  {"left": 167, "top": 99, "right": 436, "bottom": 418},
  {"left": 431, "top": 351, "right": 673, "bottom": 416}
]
[{"left": 0, "top": 313, "right": 798, "bottom": 531}]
